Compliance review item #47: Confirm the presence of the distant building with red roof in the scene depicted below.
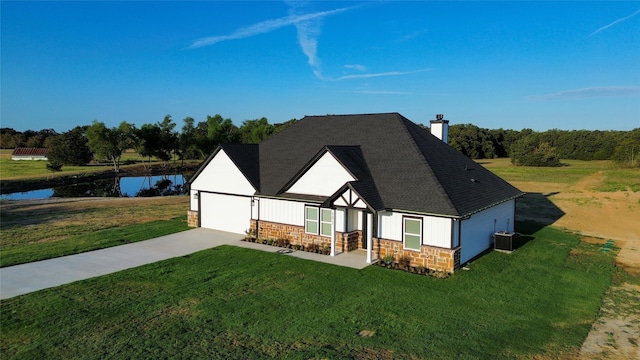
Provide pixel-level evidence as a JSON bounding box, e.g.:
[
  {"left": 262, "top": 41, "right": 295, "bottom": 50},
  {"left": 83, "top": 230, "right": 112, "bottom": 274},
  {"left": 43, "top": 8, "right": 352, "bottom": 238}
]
[{"left": 11, "top": 148, "right": 49, "bottom": 160}]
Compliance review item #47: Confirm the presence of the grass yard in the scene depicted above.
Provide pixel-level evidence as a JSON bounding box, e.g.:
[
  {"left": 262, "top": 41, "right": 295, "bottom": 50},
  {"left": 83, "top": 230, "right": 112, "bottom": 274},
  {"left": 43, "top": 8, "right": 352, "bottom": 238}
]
[
  {"left": 0, "top": 149, "right": 188, "bottom": 181},
  {"left": 0, "top": 149, "right": 89, "bottom": 179},
  {"left": 1, "top": 223, "right": 619, "bottom": 359},
  {"left": 480, "top": 158, "right": 610, "bottom": 185},
  {"left": 594, "top": 168, "right": 640, "bottom": 192},
  {"left": 0, "top": 197, "right": 190, "bottom": 267}
]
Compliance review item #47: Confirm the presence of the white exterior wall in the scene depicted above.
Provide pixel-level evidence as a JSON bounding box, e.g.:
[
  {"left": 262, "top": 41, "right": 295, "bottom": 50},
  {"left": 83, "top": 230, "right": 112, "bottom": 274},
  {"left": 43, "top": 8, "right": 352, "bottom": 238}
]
[
  {"left": 190, "top": 150, "right": 255, "bottom": 198},
  {"left": 378, "top": 211, "right": 452, "bottom": 248},
  {"left": 190, "top": 189, "right": 198, "bottom": 210},
  {"left": 256, "top": 197, "right": 305, "bottom": 227},
  {"left": 347, "top": 209, "right": 363, "bottom": 231},
  {"left": 335, "top": 208, "right": 346, "bottom": 232},
  {"left": 459, "top": 200, "right": 516, "bottom": 264},
  {"left": 12, "top": 156, "right": 48, "bottom": 160},
  {"left": 287, "top": 152, "right": 355, "bottom": 197}
]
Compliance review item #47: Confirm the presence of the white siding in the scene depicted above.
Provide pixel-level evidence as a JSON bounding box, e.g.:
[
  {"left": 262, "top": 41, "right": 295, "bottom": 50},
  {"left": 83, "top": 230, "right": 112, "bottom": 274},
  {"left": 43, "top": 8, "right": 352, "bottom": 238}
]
[
  {"left": 200, "top": 192, "right": 252, "bottom": 234},
  {"left": 347, "top": 209, "right": 363, "bottom": 231},
  {"left": 191, "top": 150, "right": 255, "bottom": 196},
  {"left": 423, "top": 216, "right": 453, "bottom": 248},
  {"left": 459, "top": 200, "right": 515, "bottom": 264},
  {"left": 257, "top": 197, "right": 305, "bottom": 226},
  {"left": 335, "top": 208, "right": 346, "bottom": 232},
  {"left": 287, "top": 152, "right": 355, "bottom": 197},
  {"left": 378, "top": 211, "right": 452, "bottom": 248},
  {"left": 190, "top": 189, "right": 198, "bottom": 211}
]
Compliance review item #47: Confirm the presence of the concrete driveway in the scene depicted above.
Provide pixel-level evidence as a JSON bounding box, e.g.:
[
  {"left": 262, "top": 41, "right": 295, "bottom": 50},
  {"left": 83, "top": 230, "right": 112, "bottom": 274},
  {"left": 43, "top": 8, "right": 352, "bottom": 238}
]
[
  {"left": 0, "top": 228, "right": 240, "bottom": 300},
  {"left": 1, "top": 228, "right": 370, "bottom": 300}
]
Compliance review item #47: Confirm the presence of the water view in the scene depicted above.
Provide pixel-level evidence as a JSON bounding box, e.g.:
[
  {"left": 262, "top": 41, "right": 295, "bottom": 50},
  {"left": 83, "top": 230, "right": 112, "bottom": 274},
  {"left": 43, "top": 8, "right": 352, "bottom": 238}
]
[{"left": 1, "top": 174, "right": 187, "bottom": 200}]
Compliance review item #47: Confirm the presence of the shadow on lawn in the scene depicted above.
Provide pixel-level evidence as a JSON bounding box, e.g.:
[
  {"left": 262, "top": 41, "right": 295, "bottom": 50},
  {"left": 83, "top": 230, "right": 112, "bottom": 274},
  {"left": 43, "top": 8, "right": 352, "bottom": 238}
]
[{"left": 516, "top": 192, "right": 565, "bottom": 235}]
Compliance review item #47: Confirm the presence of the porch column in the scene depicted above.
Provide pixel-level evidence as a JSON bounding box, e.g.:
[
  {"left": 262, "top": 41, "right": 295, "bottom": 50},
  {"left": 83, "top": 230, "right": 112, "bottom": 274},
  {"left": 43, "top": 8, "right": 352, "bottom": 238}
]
[
  {"left": 330, "top": 209, "right": 336, "bottom": 257},
  {"left": 366, "top": 212, "right": 373, "bottom": 263}
]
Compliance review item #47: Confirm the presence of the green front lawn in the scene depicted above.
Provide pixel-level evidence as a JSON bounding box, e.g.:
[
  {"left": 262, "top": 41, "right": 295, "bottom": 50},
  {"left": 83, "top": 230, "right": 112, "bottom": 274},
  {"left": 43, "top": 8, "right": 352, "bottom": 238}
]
[
  {"left": 1, "top": 224, "right": 618, "bottom": 359},
  {"left": 0, "top": 216, "right": 189, "bottom": 267}
]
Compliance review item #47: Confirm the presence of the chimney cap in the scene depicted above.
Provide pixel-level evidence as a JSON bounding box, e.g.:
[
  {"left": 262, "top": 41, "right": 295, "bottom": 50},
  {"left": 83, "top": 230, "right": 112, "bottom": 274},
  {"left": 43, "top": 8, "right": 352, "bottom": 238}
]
[{"left": 430, "top": 114, "right": 449, "bottom": 124}]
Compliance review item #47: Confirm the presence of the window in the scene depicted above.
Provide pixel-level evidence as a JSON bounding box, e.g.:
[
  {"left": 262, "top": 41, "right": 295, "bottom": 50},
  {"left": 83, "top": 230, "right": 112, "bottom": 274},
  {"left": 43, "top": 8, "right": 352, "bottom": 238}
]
[
  {"left": 305, "top": 206, "right": 319, "bottom": 234},
  {"left": 320, "top": 208, "right": 332, "bottom": 237},
  {"left": 403, "top": 217, "right": 422, "bottom": 251},
  {"left": 306, "top": 207, "right": 333, "bottom": 236}
]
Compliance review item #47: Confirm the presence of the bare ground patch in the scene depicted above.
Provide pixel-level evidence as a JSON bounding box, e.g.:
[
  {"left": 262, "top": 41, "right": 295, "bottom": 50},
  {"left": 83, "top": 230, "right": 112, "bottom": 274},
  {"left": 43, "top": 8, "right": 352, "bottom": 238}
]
[
  {"left": 579, "top": 283, "right": 640, "bottom": 360},
  {"left": 511, "top": 172, "right": 640, "bottom": 360}
]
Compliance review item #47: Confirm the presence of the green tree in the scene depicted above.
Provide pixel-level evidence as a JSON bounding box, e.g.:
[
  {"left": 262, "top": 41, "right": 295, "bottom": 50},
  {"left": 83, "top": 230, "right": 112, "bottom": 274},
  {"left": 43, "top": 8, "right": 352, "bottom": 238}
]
[
  {"left": 612, "top": 128, "right": 640, "bottom": 167},
  {"left": 239, "top": 117, "right": 273, "bottom": 144},
  {"left": 179, "top": 117, "right": 201, "bottom": 161},
  {"left": 273, "top": 118, "right": 298, "bottom": 135},
  {"left": 86, "top": 120, "right": 134, "bottom": 174},
  {"left": 207, "top": 114, "right": 239, "bottom": 146},
  {"left": 0, "top": 128, "right": 19, "bottom": 149},
  {"left": 448, "top": 124, "right": 496, "bottom": 159},
  {"left": 47, "top": 126, "right": 93, "bottom": 167},
  {"left": 510, "top": 135, "right": 560, "bottom": 167},
  {"left": 136, "top": 123, "right": 161, "bottom": 167},
  {"left": 157, "top": 115, "right": 178, "bottom": 166}
]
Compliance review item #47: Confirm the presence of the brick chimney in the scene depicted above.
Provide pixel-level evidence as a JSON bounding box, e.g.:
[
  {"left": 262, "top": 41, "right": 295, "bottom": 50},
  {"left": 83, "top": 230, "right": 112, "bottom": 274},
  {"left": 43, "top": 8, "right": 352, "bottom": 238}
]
[{"left": 430, "top": 114, "right": 449, "bottom": 144}]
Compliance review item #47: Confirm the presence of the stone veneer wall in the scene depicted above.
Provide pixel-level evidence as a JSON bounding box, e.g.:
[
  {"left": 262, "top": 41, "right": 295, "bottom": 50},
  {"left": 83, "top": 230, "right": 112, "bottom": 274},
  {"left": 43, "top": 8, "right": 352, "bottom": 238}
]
[
  {"left": 376, "top": 238, "right": 460, "bottom": 273},
  {"left": 243, "top": 220, "right": 460, "bottom": 273},
  {"left": 250, "top": 220, "right": 332, "bottom": 249},
  {"left": 250, "top": 220, "right": 367, "bottom": 251},
  {"left": 187, "top": 210, "right": 199, "bottom": 227}
]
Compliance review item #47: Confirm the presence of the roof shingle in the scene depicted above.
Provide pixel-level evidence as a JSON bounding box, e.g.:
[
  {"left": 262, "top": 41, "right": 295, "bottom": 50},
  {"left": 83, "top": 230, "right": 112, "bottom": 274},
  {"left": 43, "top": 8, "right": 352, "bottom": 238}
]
[{"left": 198, "top": 113, "right": 523, "bottom": 217}]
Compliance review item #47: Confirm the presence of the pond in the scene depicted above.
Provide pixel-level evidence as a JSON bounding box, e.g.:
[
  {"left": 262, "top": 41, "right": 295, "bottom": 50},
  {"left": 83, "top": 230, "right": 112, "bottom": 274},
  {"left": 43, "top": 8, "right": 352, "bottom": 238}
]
[{"left": 1, "top": 174, "right": 187, "bottom": 200}]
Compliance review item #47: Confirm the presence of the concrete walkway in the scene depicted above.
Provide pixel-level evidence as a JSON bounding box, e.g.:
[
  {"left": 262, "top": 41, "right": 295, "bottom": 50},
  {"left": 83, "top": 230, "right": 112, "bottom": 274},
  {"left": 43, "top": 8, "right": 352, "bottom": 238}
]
[{"left": 0, "top": 228, "right": 370, "bottom": 300}]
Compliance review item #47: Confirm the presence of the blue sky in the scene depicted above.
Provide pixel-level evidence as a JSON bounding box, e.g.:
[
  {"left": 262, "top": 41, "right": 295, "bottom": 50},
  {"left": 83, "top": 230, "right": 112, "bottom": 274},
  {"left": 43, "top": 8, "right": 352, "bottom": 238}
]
[{"left": 1, "top": 1, "right": 639, "bottom": 132}]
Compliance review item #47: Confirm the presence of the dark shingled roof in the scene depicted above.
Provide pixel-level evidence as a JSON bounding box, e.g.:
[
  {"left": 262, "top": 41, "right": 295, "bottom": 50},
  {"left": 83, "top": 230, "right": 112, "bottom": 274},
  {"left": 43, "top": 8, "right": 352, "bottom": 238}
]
[
  {"left": 12, "top": 148, "right": 49, "bottom": 156},
  {"left": 195, "top": 113, "right": 523, "bottom": 217}
]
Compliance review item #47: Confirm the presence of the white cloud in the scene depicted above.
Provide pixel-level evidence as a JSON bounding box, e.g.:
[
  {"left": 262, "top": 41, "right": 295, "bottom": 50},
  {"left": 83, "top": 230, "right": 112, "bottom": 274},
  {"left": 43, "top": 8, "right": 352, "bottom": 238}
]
[
  {"left": 188, "top": 6, "right": 352, "bottom": 49},
  {"left": 589, "top": 9, "right": 640, "bottom": 37},
  {"left": 330, "top": 68, "right": 433, "bottom": 81},
  {"left": 527, "top": 86, "right": 640, "bottom": 101},
  {"left": 398, "top": 29, "right": 429, "bottom": 42},
  {"left": 188, "top": 3, "right": 430, "bottom": 82},
  {"left": 341, "top": 90, "right": 414, "bottom": 95},
  {"left": 344, "top": 64, "right": 367, "bottom": 71}
]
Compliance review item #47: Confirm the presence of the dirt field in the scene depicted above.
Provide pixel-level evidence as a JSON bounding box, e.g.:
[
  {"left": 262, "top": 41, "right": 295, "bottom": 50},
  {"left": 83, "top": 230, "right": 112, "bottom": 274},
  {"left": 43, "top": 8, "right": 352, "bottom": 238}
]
[
  {"left": 512, "top": 172, "right": 640, "bottom": 276},
  {"left": 511, "top": 172, "right": 640, "bottom": 360}
]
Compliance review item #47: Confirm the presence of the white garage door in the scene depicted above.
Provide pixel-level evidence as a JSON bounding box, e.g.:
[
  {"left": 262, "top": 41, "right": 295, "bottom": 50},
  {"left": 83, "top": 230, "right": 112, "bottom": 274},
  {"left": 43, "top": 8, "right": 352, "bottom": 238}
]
[{"left": 200, "top": 193, "right": 252, "bottom": 234}]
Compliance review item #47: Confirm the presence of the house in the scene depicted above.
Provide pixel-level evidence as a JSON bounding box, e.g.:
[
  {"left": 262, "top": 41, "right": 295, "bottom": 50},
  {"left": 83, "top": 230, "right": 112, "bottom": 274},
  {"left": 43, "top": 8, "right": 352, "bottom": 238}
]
[
  {"left": 187, "top": 113, "right": 523, "bottom": 272},
  {"left": 11, "top": 148, "right": 49, "bottom": 160}
]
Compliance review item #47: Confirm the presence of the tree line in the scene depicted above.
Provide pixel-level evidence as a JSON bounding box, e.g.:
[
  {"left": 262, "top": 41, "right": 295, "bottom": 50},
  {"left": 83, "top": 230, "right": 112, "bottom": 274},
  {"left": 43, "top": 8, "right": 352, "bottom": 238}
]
[
  {"left": 1, "top": 115, "right": 297, "bottom": 173},
  {"left": 1, "top": 118, "right": 638, "bottom": 171},
  {"left": 436, "top": 124, "right": 638, "bottom": 167}
]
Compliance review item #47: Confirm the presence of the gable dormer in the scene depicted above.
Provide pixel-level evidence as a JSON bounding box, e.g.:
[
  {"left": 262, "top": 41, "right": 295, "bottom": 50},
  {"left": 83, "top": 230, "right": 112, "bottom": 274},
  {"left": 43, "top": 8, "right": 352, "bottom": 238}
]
[{"left": 281, "top": 147, "right": 357, "bottom": 197}]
